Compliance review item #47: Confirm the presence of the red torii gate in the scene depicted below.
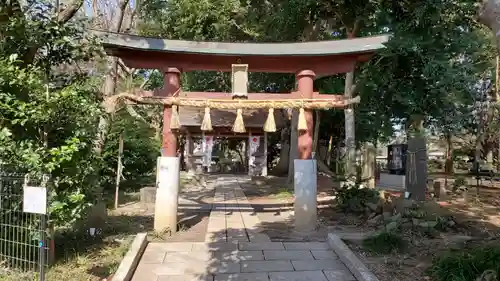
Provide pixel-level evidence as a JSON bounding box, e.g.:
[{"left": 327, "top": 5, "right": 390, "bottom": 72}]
[{"left": 98, "top": 30, "right": 388, "bottom": 233}]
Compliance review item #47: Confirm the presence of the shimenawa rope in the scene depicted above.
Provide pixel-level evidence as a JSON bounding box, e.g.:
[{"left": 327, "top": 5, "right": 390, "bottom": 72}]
[{"left": 113, "top": 89, "right": 360, "bottom": 132}]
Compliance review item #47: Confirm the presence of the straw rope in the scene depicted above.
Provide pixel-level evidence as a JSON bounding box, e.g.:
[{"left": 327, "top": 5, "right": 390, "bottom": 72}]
[
  {"left": 112, "top": 93, "right": 360, "bottom": 109},
  {"left": 110, "top": 89, "right": 361, "bottom": 131}
]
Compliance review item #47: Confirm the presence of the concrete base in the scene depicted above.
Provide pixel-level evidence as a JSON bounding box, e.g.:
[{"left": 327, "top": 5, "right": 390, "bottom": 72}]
[
  {"left": 112, "top": 233, "right": 148, "bottom": 281},
  {"left": 294, "top": 159, "right": 317, "bottom": 233},
  {"left": 154, "top": 157, "right": 180, "bottom": 232},
  {"left": 327, "top": 233, "right": 380, "bottom": 281},
  {"left": 377, "top": 173, "right": 405, "bottom": 190}
]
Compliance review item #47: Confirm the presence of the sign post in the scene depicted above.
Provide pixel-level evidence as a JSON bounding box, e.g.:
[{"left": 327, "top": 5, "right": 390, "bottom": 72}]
[{"left": 23, "top": 174, "right": 48, "bottom": 281}]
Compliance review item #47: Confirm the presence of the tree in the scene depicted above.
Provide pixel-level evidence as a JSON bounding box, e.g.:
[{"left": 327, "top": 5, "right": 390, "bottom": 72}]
[{"left": 0, "top": 1, "right": 105, "bottom": 227}]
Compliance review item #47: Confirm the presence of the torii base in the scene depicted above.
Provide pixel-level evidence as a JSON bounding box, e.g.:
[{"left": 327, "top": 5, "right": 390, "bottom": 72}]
[
  {"left": 294, "top": 159, "right": 318, "bottom": 233},
  {"left": 154, "top": 157, "right": 180, "bottom": 233}
]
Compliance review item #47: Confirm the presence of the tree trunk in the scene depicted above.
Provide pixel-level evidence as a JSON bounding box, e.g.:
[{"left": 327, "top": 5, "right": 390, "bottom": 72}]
[
  {"left": 94, "top": 0, "right": 130, "bottom": 155},
  {"left": 88, "top": 0, "right": 130, "bottom": 230},
  {"left": 344, "top": 22, "right": 361, "bottom": 180},
  {"left": 313, "top": 111, "right": 335, "bottom": 176},
  {"left": 326, "top": 135, "right": 333, "bottom": 167},
  {"left": 496, "top": 55, "right": 500, "bottom": 172},
  {"left": 445, "top": 133, "right": 454, "bottom": 175},
  {"left": 344, "top": 71, "right": 356, "bottom": 178},
  {"left": 287, "top": 109, "right": 298, "bottom": 185},
  {"left": 479, "top": 0, "right": 500, "bottom": 50},
  {"left": 271, "top": 127, "right": 290, "bottom": 176},
  {"left": 312, "top": 111, "right": 320, "bottom": 156}
]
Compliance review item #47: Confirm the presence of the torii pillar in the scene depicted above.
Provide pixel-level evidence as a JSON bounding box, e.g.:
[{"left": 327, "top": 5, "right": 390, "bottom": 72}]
[
  {"left": 154, "top": 67, "right": 181, "bottom": 232},
  {"left": 294, "top": 70, "right": 317, "bottom": 233}
]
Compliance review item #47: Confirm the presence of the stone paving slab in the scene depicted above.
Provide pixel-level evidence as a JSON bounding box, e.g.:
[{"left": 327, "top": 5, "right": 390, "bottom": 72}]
[
  {"left": 311, "top": 250, "right": 339, "bottom": 260},
  {"left": 238, "top": 242, "right": 284, "bottom": 251},
  {"left": 212, "top": 250, "right": 264, "bottom": 261},
  {"left": 157, "top": 275, "right": 214, "bottom": 281},
  {"left": 164, "top": 251, "right": 212, "bottom": 262},
  {"left": 323, "top": 269, "right": 357, "bottom": 281},
  {"left": 214, "top": 273, "right": 268, "bottom": 281},
  {"left": 291, "top": 260, "right": 350, "bottom": 271},
  {"left": 131, "top": 176, "right": 362, "bottom": 281},
  {"left": 192, "top": 241, "right": 239, "bottom": 252},
  {"left": 263, "top": 250, "right": 314, "bottom": 260},
  {"left": 240, "top": 260, "right": 294, "bottom": 272},
  {"left": 283, "top": 242, "right": 329, "bottom": 250},
  {"left": 268, "top": 270, "right": 328, "bottom": 281}
]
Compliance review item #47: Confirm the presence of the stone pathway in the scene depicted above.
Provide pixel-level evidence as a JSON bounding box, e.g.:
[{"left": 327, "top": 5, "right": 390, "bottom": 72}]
[{"left": 131, "top": 176, "right": 358, "bottom": 281}]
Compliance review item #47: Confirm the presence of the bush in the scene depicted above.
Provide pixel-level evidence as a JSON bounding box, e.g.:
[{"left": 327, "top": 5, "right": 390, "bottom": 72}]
[
  {"left": 362, "top": 232, "right": 406, "bottom": 254},
  {"left": 429, "top": 159, "right": 444, "bottom": 171},
  {"left": 452, "top": 176, "right": 467, "bottom": 193},
  {"left": 336, "top": 181, "right": 381, "bottom": 213},
  {"left": 430, "top": 247, "right": 500, "bottom": 281}
]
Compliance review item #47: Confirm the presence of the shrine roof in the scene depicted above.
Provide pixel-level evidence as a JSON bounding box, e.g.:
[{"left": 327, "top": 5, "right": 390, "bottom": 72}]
[
  {"left": 94, "top": 30, "right": 390, "bottom": 57},
  {"left": 179, "top": 107, "right": 286, "bottom": 128}
]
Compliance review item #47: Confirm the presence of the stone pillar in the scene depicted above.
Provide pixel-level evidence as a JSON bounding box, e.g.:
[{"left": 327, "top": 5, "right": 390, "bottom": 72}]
[
  {"left": 405, "top": 137, "right": 428, "bottom": 201},
  {"left": 362, "top": 142, "right": 376, "bottom": 188},
  {"left": 154, "top": 68, "right": 181, "bottom": 233},
  {"left": 294, "top": 70, "right": 317, "bottom": 233}
]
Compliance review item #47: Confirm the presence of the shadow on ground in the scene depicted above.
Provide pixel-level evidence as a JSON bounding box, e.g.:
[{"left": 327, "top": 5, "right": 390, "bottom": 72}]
[{"left": 133, "top": 223, "right": 354, "bottom": 281}]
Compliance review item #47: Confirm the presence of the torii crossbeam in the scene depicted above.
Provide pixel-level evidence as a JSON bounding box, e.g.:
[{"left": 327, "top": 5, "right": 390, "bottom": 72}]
[{"left": 97, "top": 30, "right": 389, "bottom": 234}]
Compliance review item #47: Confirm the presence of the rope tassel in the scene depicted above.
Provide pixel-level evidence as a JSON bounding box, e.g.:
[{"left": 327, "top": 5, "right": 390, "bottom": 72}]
[
  {"left": 232, "top": 108, "right": 246, "bottom": 133},
  {"left": 297, "top": 108, "right": 308, "bottom": 131},
  {"left": 264, "top": 108, "right": 276, "bottom": 132},
  {"left": 170, "top": 105, "right": 181, "bottom": 129},
  {"left": 201, "top": 107, "right": 213, "bottom": 131}
]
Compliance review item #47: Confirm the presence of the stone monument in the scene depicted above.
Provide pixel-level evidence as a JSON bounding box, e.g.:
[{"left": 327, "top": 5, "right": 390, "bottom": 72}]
[{"left": 405, "top": 137, "right": 427, "bottom": 201}]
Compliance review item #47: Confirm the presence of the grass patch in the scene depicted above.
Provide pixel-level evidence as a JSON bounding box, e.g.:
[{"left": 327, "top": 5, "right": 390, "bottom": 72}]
[
  {"left": 362, "top": 232, "right": 406, "bottom": 254},
  {"left": 0, "top": 215, "right": 136, "bottom": 281},
  {"left": 269, "top": 187, "right": 293, "bottom": 199},
  {"left": 430, "top": 246, "right": 500, "bottom": 281}
]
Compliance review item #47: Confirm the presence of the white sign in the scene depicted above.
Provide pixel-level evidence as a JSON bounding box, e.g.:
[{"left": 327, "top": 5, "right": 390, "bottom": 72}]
[
  {"left": 23, "top": 186, "right": 47, "bottom": 215},
  {"left": 248, "top": 136, "right": 260, "bottom": 167}
]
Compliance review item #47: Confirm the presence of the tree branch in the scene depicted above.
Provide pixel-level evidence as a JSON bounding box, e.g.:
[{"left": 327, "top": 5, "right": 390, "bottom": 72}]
[
  {"left": 118, "top": 59, "right": 133, "bottom": 75},
  {"left": 349, "top": 19, "right": 361, "bottom": 38},
  {"left": 22, "top": 0, "right": 85, "bottom": 66},
  {"left": 57, "top": 0, "right": 85, "bottom": 23}
]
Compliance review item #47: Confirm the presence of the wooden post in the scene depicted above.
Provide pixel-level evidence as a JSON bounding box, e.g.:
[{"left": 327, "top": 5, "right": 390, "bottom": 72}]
[
  {"left": 114, "top": 133, "right": 124, "bottom": 209},
  {"left": 154, "top": 68, "right": 181, "bottom": 233},
  {"left": 296, "top": 70, "right": 315, "bottom": 160},
  {"left": 294, "top": 70, "right": 317, "bottom": 233},
  {"left": 161, "top": 68, "right": 181, "bottom": 157}
]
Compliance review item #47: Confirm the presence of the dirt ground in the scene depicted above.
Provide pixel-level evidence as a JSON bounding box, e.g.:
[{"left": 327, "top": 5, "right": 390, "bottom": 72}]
[
  {"left": 237, "top": 175, "right": 500, "bottom": 281},
  {"left": 343, "top": 185, "right": 500, "bottom": 281}
]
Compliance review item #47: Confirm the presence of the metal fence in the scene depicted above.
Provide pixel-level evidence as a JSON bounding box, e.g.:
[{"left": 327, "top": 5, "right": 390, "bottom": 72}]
[{"left": 0, "top": 169, "right": 48, "bottom": 280}]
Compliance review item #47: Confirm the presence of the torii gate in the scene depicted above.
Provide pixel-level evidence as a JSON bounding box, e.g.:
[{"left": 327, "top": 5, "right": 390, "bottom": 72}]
[{"left": 97, "top": 31, "right": 389, "bottom": 233}]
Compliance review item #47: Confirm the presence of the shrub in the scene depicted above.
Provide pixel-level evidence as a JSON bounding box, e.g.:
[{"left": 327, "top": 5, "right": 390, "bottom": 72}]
[
  {"left": 452, "top": 176, "right": 467, "bottom": 193},
  {"left": 430, "top": 246, "right": 500, "bottom": 281},
  {"left": 336, "top": 181, "right": 380, "bottom": 213}
]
